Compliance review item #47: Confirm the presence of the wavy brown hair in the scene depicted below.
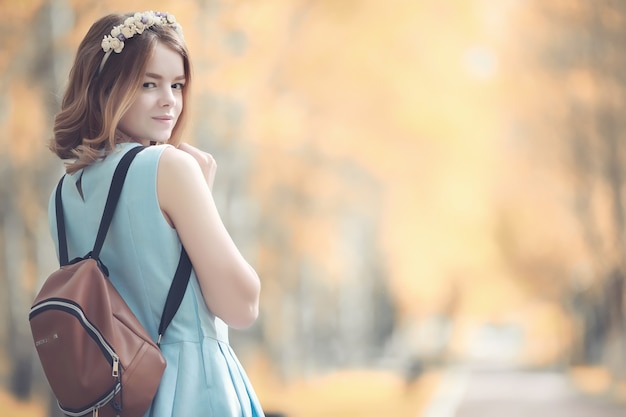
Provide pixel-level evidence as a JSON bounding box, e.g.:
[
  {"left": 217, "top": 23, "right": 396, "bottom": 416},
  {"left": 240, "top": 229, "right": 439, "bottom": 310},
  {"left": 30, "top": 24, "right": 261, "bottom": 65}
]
[{"left": 51, "top": 13, "right": 192, "bottom": 173}]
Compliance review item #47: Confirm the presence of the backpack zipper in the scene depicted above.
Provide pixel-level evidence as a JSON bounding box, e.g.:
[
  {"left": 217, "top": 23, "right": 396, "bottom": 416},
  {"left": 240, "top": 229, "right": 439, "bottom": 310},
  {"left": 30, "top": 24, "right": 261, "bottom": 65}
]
[
  {"left": 57, "top": 382, "right": 122, "bottom": 417},
  {"left": 30, "top": 299, "right": 119, "bottom": 376}
]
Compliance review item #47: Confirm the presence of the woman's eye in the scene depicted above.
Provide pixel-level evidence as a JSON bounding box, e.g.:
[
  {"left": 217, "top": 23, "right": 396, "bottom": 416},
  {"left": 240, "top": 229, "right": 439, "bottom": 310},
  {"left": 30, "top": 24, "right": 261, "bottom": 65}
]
[
  {"left": 143, "top": 82, "right": 156, "bottom": 88},
  {"left": 172, "top": 83, "right": 185, "bottom": 90}
]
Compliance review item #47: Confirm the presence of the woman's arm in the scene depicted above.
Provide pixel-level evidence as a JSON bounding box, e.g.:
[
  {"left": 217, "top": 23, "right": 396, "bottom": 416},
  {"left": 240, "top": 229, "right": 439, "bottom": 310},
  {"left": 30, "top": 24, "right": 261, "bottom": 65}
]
[{"left": 157, "top": 145, "right": 260, "bottom": 329}]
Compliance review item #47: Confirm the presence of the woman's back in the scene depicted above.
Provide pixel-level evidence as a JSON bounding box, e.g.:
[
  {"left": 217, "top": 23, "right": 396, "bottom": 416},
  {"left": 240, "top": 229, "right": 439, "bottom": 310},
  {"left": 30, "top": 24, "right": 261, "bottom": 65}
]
[{"left": 49, "top": 142, "right": 264, "bottom": 416}]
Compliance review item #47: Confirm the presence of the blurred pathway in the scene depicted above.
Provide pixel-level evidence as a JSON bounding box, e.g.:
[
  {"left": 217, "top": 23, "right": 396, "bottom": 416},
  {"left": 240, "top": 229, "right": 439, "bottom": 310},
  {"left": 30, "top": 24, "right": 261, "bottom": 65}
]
[{"left": 421, "top": 366, "right": 625, "bottom": 417}]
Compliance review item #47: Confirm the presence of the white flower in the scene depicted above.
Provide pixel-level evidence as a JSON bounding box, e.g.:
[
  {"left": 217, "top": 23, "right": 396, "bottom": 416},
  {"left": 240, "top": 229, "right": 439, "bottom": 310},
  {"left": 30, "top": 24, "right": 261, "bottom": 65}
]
[
  {"left": 99, "top": 10, "right": 181, "bottom": 56},
  {"left": 143, "top": 13, "right": 156, "bottom": 26},
  {"left": 110, "top": 38, "right": 123, "bottom": 53},
  {"left": 101, "top": 36, "right": 112, "bottom": 53},
  {"left": 121, "top": 25, "right": 134, "bottom": 39}
]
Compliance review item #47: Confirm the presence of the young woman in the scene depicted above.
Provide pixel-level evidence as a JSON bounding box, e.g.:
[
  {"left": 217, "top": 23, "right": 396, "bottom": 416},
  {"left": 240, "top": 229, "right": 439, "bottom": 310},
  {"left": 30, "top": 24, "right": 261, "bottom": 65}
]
[{"left": 49, "top": 11, "right": 264, "bottom": 416}]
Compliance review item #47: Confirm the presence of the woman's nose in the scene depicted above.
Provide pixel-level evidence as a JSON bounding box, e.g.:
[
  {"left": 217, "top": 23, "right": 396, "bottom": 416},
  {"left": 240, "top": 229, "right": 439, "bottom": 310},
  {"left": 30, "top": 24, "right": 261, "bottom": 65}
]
[{"left": 159, "top": 87, "right": 176, "bottom": 107}]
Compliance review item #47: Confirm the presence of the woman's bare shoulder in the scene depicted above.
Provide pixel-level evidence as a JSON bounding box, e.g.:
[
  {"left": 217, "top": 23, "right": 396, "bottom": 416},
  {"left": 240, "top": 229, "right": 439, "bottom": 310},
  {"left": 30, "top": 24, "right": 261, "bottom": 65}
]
[
  {"left": 158, "top": 144, "right": 197, "bottom": 170},
  {"left": 156, "top": 145, "right": 207, "bottom": 205}
]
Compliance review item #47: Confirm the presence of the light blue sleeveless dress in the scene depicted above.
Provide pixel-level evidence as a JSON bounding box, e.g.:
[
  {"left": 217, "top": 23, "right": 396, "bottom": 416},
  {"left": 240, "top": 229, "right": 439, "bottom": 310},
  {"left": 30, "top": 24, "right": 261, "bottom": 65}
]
[{"left": 48, "top": 142, "right": 264, "bottom": 417}]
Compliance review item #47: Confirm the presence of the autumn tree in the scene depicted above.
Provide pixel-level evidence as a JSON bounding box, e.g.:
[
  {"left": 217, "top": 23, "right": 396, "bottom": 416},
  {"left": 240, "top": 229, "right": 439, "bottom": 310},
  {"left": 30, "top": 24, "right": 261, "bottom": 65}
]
[{"left": 507, "top": 0, "right": 626, "bottom": 380}]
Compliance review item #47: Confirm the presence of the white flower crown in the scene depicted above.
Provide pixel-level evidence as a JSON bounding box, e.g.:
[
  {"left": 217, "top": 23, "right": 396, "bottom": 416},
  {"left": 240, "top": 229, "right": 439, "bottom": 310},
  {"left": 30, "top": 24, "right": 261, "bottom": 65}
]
[{"left": 98, "top": 11, "right": 183, "bottom": 73}]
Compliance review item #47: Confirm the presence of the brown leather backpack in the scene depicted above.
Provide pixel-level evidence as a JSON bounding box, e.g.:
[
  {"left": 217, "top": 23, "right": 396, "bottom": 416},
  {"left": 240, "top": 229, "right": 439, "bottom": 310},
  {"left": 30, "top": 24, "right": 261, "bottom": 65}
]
[{"left": 29, "top": 146, "right": 191, "bottom": 417}]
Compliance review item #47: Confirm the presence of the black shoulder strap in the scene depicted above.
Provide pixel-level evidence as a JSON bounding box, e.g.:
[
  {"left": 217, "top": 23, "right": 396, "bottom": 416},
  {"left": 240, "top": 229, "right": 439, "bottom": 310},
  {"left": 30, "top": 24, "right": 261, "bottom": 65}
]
[
  {"left": 54, "top": 145, "right": 191, "bottom": 343},
  {"left": 55, "top": 176, "right": 69, "bottom": 265},
  {"left": 157, "top": 247, "right": 191, "bottom": 345},
  {"left": 55, "top": 145, "right": 145, "bottom": 265},
  {"left": 91, "top": 145, "right": 145, "bottom": 259}
]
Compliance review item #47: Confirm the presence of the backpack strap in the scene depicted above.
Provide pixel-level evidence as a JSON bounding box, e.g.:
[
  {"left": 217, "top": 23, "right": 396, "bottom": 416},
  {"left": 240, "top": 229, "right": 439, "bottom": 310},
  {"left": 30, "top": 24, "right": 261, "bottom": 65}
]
[
  {"left": 54, "top": 145, "right": 192, "bottom": 343},
  {"left": 55, "top": 176, "right": 69, "bottom": 266},
  {"left": 157, "top": 248, "right": 191, "bottom": 345},
  {"left": 91, "top": 145, "right": 145, "bottom": 259},
  {"left": 55, "top": 145, "right": 145, "bottom": 266}
]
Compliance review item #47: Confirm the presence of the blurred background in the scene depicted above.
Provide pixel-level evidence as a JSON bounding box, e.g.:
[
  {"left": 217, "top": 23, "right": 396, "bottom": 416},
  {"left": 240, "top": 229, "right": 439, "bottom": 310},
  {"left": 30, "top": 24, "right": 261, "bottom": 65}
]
[{"left": 2, "top": 0, "right": 626, "bottom": 416}]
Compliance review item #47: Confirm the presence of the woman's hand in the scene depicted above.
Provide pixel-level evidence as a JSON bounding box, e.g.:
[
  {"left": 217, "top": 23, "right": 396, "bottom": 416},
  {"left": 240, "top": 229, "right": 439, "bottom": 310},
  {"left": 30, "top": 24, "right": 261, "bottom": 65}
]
[{"left": 177, "top": 143, "right": 217, "bottom": 190}]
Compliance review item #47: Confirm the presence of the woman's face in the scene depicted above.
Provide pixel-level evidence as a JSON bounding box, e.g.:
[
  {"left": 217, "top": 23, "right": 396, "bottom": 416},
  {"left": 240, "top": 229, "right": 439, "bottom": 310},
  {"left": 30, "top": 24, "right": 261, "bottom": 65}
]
[{"left": 118, "top": 42, "right": 185, "bottom": 145}]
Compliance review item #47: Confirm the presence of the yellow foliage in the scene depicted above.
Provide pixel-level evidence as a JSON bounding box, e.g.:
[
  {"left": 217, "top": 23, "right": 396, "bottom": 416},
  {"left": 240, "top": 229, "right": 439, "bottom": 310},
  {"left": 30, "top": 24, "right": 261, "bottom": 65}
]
[
  {"left": 247, "top": 352, "right": 442, "bottom": 417},
  {"left": 0, "top": 390, "right": 44, "bottom": 417},
  {"left": 0, "top": 0, "right": 609, "bottom": 411},
  {"left": 5, "top": 83, "right": 47, "bottom": 164}
]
